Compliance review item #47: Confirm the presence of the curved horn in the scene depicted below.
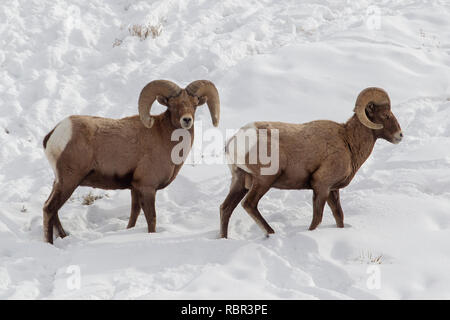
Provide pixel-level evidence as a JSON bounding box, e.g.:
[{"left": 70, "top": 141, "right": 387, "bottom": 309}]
[
  {"left": 185, "top": 80, "right": 220, "bottom": 127},
  {"left": 354, "top": 87, "right": 390, "bottom": 130},
  {"left": 138, "top": 80, "right": 181, "bottom": 128}
]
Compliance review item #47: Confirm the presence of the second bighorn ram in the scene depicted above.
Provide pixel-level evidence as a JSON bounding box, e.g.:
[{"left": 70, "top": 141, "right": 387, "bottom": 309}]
[
  {"left": 43, "top": 80, "right": 220, "bottom": 244},
  {"left": 221, "top": 87, "right": 403, "bottom": 238}
]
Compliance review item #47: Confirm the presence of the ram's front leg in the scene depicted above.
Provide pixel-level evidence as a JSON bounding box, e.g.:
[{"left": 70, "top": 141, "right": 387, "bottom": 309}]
[
  {"left": 327, "top": 189, "right": 344, "bottom": 228},
  {"left": 309, "top": 170, "right": 331, "bottom": 231},
  {"left": 138, "top": 187, "right": 157, "bottom": 233},
  {"left": 127, "top": 189, "right": 141, "bottom": 229}
]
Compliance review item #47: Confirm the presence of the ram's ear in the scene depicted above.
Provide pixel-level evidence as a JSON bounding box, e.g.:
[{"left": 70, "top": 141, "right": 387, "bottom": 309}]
[
  {"left": 197, "top": 96, "right": 207, "bottom": 106},
  {"left": 366, "top": 102, "right": 376, "bottom": 117},
  {"left": 157, "top": 95, "right": 169, "bottom": 106}
]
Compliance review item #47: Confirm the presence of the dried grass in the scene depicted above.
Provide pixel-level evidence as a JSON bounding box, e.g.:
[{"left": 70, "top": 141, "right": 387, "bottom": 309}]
[
  {"left": 128, "top": 23, "right": 162, "bottom": 41},
  {"left": 82, "top": 192, "right": 104, "bottom": 205}
]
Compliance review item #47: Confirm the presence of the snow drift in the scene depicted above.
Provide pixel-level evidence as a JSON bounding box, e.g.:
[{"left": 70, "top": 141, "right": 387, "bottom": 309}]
[{"left": 0, "top": 0, "right": 449, "bottom": 299}]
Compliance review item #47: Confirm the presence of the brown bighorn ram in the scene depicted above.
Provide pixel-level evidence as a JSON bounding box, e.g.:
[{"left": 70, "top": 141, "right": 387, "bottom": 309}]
[
  {"left": 221, "top": 87, "right": 402, "bottom": 238},
  {"left": 43, "top": 80, "right": 220, "bottom": 244}
]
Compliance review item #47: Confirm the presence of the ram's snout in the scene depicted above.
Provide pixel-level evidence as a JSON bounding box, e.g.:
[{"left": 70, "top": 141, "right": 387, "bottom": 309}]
[{"left": 180, "top": 114, "right": 193, "bottom": 129}]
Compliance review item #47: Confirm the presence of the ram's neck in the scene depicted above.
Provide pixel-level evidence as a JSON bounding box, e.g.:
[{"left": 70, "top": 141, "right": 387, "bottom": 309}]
[
  {"left": 158, "top": 110, "right": 195, "bottom": 159},
  {"left": 344, "top": 115, "right": 377, "bottom": 173}
]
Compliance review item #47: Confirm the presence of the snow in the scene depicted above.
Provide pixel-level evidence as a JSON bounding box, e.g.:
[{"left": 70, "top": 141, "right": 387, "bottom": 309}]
[{"left": 1, "top": 0, "right": 450, "bottom": 299}]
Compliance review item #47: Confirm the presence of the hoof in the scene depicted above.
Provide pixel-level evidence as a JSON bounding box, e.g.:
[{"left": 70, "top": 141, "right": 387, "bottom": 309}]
[{"left": 265, "top": 230, "right": 275, "bottom": 238}]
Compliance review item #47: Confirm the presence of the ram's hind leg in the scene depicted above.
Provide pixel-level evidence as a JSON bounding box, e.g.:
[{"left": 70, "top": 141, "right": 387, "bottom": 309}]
[
  {"left": 54, "top": 213, "right": 67, "bottom": 238},
  {"left": 45, "top": 182, "right": 66, "bottom": 238},
  {"left": 220, "top": 168, "right": 249, "bottom": 238},
  {"left": 127, "top": 189, "right": 141, "bottom": 229},
  {"left": 241, "top": 175, "right": 278, "bottom": 236},
  {"left": 51, "top": 180, "right": 67, "bottom": 238},
  {"left": 43, "top": 176, "right": 82, "bottom": 244}
]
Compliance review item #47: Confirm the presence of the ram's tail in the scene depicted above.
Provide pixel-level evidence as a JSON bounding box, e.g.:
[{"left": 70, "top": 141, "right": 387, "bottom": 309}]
[{"left": 43, "top": 127, "right": 55, "bottom": 149}]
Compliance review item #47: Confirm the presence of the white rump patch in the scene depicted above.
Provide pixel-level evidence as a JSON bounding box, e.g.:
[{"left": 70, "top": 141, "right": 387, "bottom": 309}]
[
  {"left": 44, "top": 117, "right": 73, "bottom": 180},
  {"left": 226, "top": 122, "right": 258, "bottom": 174}
]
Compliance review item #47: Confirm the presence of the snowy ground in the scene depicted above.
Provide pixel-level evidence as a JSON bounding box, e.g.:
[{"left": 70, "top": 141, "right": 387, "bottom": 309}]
[{"left": 1, "top": 0, "right": 450, "bottom": 299}]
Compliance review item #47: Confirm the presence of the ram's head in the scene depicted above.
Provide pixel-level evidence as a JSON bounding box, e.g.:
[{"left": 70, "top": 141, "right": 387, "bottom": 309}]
[
  {"left": 354, "top": 87, "right": 403, "bottom": 144},
  {"left": 138, "top": 80, "right": 220, "bottom": 130}
]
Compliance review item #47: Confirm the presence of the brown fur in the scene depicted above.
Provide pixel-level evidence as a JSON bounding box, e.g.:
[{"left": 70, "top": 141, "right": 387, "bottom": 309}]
[
  {"left": 220, "top": 90, "right": 402, "bottom": 238},
  {"left": 43, "top": 82, "right": 219, "bottom": 244}
]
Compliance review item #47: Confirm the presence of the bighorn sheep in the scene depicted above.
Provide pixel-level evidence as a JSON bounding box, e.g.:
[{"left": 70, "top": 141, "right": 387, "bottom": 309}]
[
  {"left": 43, "top": 80, "right": 220, "bottom": 244},
  {"left": 221, "top": 87, "right": 402, "bottom": 238}
]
